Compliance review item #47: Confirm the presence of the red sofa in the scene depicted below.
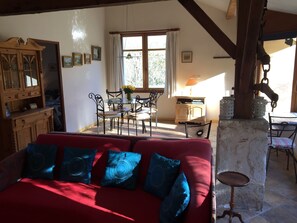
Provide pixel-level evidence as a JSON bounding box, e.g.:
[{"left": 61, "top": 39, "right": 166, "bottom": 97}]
[{"left": 0, "top": 133, "right": 215, "bottom": 223}]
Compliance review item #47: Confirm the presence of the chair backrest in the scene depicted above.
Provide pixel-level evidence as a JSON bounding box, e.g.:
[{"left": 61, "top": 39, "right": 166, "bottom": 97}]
[
  {"left": 149, "top": 91, "right": 163, "bottom": 108},
  {"left": 106, "top": 89, "right": 123, "bottom": 99},
  {"left": 185, "top": 120, "right": 212, "bottom": 139},
  {"left": 268, "top": 113, "right": 297, "bottom": 146},
  {"left": 106, "top": 89, "right": 123, "bottom": 110},
  {"left": 88, "top": 92, "right": 105, "bottom": 114},
  {"left": 134, "top": 95, "right": 152, "bottom": 113}
]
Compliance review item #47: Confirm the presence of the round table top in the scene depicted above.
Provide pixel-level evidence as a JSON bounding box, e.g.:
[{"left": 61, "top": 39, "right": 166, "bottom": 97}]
[{"left": 217, "top": 171, "right": 250, "bottom": 187}]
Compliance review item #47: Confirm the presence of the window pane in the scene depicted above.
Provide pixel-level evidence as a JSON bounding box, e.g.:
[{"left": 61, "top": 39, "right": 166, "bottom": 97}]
[
  {"left": 148, "top": 35, "right": 166, "bottom": 49},
  {"left": 123, "top": 51, "right": 143, "bottom": 88},
  {"left": 148, "top": 50, "right": 166, "bottom": 88},
  {"left": 123, "top": 36, "right": 142, "bottom": 50}
]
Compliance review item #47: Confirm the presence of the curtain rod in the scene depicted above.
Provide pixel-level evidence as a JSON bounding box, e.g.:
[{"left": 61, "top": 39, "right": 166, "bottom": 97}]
[{"left": 109, "top": 28, "right": 180, "bottom": 35}]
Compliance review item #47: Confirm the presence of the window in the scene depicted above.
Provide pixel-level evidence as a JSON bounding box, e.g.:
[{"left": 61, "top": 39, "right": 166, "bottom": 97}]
[{"left": 122, "top": 32, "right": 166, "bottom": 92}]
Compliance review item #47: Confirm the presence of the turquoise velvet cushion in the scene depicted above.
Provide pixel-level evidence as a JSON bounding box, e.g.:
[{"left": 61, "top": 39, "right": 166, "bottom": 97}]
[
  {"left": 144, "top": 153, "right": 180, "bottom": 199},
  {"left": 59, "top": 147, "right": 96, "bottom": 184},
  {"left": 23, "top": 143, "right": 58, "bottom": 179},
  {"left": 100, "top": 150, "right": 142, "bottom": 190},
  {"left": 160, "top": 172, "right": 190, "bottom": 223}
]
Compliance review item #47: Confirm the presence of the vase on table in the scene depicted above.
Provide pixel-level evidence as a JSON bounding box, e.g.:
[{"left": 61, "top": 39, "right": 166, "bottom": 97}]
[{"left": 126, "top": 93, "right": 132, "bottom": 101}]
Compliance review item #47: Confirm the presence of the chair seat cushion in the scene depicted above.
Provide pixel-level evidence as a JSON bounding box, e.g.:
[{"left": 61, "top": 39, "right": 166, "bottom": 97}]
[
  {"left": 100, "top": 111, "right": 121, "bottom": 117},
  {"left": 270, "top": 137, "right": 295, "bottom": 149},
  {"left": 128, "top": 113, "right": 150, "bottom": 120}
]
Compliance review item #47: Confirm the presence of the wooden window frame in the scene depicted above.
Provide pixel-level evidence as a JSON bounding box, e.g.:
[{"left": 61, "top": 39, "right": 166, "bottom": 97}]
[{"left": 121, "top": 30, "right": 166, "bottom": 93}]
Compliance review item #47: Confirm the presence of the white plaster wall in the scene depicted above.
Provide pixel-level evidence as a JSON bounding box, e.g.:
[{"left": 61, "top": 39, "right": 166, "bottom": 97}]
[
  {"left": 105, "top": 0, "right": 237, "bottom": 121},
  {"left": 0, "top": 8, "right": 106, "bottom": 132}
]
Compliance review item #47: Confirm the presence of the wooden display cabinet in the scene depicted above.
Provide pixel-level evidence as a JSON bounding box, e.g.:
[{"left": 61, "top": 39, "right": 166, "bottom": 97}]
[
  {"left": 0, "top": 37, "right": 53, "bottom": 160},
  {"left": 175, "top": 96, "right": 206, "bottom": 124}
]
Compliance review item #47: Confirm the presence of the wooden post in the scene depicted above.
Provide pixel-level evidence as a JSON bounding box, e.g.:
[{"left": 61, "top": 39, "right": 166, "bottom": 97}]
[{"left": 234, "top": 0, "right": 266, "bottom": 118}]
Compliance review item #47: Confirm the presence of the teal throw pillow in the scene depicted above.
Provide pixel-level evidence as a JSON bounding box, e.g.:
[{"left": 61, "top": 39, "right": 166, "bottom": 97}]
[
  {"left": 59, "top": 147, "right": 96, "bottom": 184},
  {"left": 144, "top": 153, "right": 180, "bottom": 199},
  {"left": 100, "top": 150, "right": 142, "bottom": 190},
  {"left": 23, "top": 143, "right": 58, "bottom": 179},
  {"left": 160, "top": 172, "right": 190, "bottom": 223}
]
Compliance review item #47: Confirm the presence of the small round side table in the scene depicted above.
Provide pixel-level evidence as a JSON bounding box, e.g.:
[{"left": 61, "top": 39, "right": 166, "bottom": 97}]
[{"left": 217, "top": 171, "right": 250, "bottom": 223}]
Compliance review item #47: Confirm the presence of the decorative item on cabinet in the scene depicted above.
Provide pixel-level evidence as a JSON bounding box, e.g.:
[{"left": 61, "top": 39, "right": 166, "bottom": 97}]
[{"left": 0, "top": 37, "right": 54, "bottom": 161}]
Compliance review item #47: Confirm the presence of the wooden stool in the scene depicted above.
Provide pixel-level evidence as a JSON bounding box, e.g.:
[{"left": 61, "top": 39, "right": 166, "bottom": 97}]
[{"left": 217, "top": 171, "right": 250, "bottom": 223}]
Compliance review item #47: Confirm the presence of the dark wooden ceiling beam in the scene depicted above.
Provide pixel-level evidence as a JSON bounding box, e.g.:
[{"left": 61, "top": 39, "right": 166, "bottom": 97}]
[
  {"left": 178, "top": 0, "right": 236, "bottom": 59},
  {"left": 0, "top": 0, "right": 168, "bottom": 16},
  {"left": 263, "top": 10, "right": 297, "bottom": 40},
  {"left": 234, "top": 0, "right": 266, "bottom": 118}
]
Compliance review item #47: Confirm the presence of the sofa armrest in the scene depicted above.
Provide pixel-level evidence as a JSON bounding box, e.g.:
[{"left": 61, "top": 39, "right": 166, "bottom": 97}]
[{"left": 0, "top": 150, "right": 26, "bottom": 191}]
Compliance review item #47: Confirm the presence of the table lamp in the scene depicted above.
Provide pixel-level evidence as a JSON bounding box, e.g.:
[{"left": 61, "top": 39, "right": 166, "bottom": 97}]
[{"left": 185, "top": 77, "right": 199, "bottom": 96}]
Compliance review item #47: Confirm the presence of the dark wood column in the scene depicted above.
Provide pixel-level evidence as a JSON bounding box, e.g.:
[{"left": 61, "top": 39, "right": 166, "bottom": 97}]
[{"left": 234, "top": 0, "right": 266, "bottom": 118}]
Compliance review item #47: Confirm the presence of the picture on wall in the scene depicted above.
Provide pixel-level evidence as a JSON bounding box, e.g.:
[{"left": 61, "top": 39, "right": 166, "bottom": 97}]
[
  {"left": 91, "top": 45, "right": 101, "bottom": 61},
  {"left": 84, "top": 53, "right": 92, "bottom": 64},
  {"left": 181, "top": 51, "right": 193, "bottom": 63},
  {"left": 72, "top": 52, "right": 83, "bottom": 66},
  {"left": 62, "top": 56, "right": 73, "bottom": 68}
]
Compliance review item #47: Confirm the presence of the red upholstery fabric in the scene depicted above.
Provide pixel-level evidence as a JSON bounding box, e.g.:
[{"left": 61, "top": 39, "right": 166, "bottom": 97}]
[
  {"left": 36, "top": 134, "right": 131, "bottom": 183},
  {"left": 0, "top": 134, "right": 212, "bottom": 223},
  {"left": 133, "top": 139, "right": 212, "bottom": 223},
  {"left": 0, "top": 178, "right": 160, "bottom": 223}
]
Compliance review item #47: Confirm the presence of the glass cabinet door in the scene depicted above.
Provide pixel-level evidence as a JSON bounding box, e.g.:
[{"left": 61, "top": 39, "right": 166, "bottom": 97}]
[
  {"left": 0, "top": 52, "right": 20, "bottom": 90},
  {"left": 23, "top": 53, "right": 39, "bottom": 88}
]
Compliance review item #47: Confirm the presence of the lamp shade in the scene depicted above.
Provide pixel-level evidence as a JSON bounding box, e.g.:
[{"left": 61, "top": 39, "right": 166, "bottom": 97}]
[{"left": 185, "top": 78, "right": 198, "bottom": 86}]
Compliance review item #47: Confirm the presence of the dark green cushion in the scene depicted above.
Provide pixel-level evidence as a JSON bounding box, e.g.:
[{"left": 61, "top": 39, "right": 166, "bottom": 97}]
[
  {"left": 59, "top": 147, "right": 96, "bottom": 184},
  {"left": 144, "top": 153, "right": 180, "bottom": 198},
  {"left": 160, "top": 172, "right": 190, "bottom": 223},
  {"left": 23, "top": 143, "right": 57, "bottom": 179}
]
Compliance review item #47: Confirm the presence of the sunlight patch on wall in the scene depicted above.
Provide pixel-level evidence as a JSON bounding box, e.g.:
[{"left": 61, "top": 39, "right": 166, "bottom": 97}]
[
  {"left": 193, "top": 73, "right": 226, "bottom": 120},
  {"left": 262, "top": 44, "right": 296, "bottom": 114},
  {"left": 71, "top": 10, "right": 88, "bottom": 52}
]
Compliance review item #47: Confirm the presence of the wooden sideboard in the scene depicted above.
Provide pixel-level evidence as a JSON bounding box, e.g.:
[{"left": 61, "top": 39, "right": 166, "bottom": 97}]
[
  {"left": 175, "top": 96, "right": 206, "bottom": 124},
  {"left": 0, "top": 37, "right": 54, "bottom": 160}
]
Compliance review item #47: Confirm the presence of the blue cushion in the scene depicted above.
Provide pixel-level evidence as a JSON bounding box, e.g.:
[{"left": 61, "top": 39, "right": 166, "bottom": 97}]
[
  {"left": 59, "top": 147, "right": 96, "bottom": 184},
  {"left": 160, "top": 172, "right": 191, "bottom": 223},
  {"left": 144, "top": 153, "right": 180, "bottom": 199},
  {"left": 100, "top": 150, "right": 142, "bottom": 190},
  {"left": 23, "top": 143, "right": 58, "bottom": 179}
]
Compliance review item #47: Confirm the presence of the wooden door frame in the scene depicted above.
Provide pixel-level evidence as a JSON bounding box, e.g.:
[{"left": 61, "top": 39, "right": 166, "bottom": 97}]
[{"left": 32, "top": 39, "right": 66, "bottom": 131}]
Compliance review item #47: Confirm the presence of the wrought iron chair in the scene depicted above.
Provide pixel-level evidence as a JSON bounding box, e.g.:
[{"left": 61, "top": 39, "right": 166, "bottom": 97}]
[
  {"left": 148, "top": 91, "right": 163, "bottom": 127},
  {"left": 88, "top": 92, "right": 121, "bottom": 134},
  {"left": 267, "top": 113, "right": 297, "bottom": 182},
  {"left": 127, "top": 95, "right": 152, "bottom": 136},
  {"left": 184, "top": 120, "right": 212, "bottom": 139},
  {"left": 106, "top": 89, "right": 130, "bottom": 122}
]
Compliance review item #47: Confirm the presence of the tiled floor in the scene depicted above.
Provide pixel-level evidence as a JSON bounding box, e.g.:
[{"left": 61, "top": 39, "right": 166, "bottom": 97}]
[{"left": 82, "top": 120, "right": 297, "bottom": 223}]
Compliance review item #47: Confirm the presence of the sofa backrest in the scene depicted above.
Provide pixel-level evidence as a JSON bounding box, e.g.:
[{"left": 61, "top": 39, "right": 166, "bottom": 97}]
[
  {"left": 36, "top": 134, "right": 131, "bottom": 183},
  {"left": 133, "top": 139, "right": 212, "bottom": 223}
]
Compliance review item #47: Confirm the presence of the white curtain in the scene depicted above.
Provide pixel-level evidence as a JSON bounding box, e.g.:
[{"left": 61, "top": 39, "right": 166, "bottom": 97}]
[
  {"left": 108, "top": 34, "right": 124, "bottom": 91},
  {"left": 165, "top": 31, "right": 179, "bottom": 98}
]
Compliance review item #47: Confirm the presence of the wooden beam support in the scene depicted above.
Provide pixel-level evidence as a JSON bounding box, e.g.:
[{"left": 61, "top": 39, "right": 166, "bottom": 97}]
[
  {"left": 178, "top": 0, "right": 236, "bottom": 59},
  {"left": 263, "top": 10, "right": 297, "bottom": 40},
  {"left": 234, "top": 0, "right": 266, "bottom": 118},
  {"left": 0, "top": 0, "right": 169, "bottom": 16},
  {"left": 226, "top": 0, "right": 237, "bottom": 20}
]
